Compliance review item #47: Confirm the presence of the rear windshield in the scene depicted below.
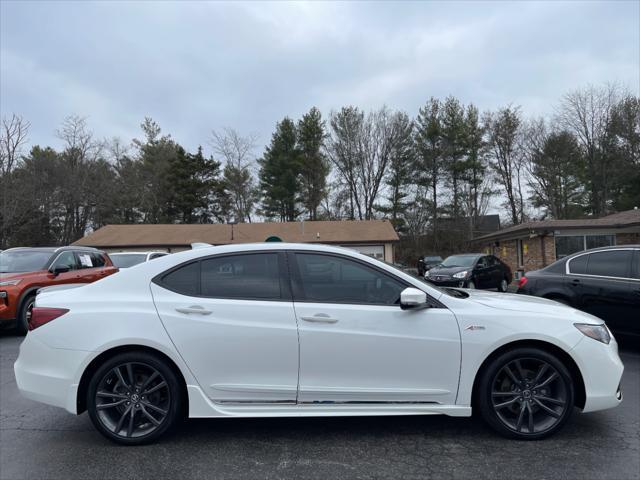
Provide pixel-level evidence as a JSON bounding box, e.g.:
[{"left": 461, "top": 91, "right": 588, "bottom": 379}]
[
  {"left": 109, "top": 254, "right": 147, "bottom": 268},
  {"left": 0, "top": 250, "right": 52, "bottom": 273}
]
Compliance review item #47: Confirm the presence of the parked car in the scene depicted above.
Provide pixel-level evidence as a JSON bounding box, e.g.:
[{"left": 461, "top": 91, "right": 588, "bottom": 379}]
[
  {"left": 425, "top": 254, "right": 512, "bottom": 291},
  {"left": 15, "top": 243, "right": 622, "bottom": 445},
  {"left": 109, "top": 252, "right": 168, "bottom": 269},
  {"left": 517, "top": 245, "right": 640, "bottom": 338},
  {"left": 0, "top": 246, "right": 117, "bottom": 333},
  {"left": 417, "top": 255, "right": 443, "bottom": 277}
]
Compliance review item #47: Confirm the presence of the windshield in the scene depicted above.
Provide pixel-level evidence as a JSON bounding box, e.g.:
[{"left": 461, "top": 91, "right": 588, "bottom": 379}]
[
  {"left": 440, "top": 255, "right": 478, "bottom": 268},
  {"left": 0, "top": 250, "right": 52, "bottom": 273},
  {"left": 424, "top": 256, "right": 442, "bottom": 264},
  {"left": 109, "top": 254, "right": 147, "bottom": 268}
]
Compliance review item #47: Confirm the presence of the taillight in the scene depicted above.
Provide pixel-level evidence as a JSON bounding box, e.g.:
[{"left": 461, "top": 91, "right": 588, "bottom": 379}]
[
  {"left": 517, "top": 276, "right": 528, "bottom": 289},
  {"left": 29, "top": 307, "right": 69, "bottom": 331}
]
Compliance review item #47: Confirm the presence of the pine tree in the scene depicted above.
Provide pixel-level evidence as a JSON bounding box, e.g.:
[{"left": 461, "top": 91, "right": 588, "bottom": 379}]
[
  {"left": 297, "top": 107, "right": 329, "bottom": 220},
  {"left": 258, "top": 118, "right": 301, "bottom": 221}
]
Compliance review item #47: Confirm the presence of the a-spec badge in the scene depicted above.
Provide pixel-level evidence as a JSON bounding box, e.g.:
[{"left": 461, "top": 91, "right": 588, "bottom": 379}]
[{"left": 465, "top": 325, "right": 486, "bottom": 331}]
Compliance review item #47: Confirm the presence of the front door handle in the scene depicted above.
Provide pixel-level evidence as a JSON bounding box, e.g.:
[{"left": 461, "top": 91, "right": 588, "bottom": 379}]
[
  {"left": 175, "top": 306, "right": 212, "bottom": 315},
  {"left": 570, "top": 278, "right": 581, "bottom": 286},
  {"left": 300, "top": 313, "right": 338, "bottom": 324}
]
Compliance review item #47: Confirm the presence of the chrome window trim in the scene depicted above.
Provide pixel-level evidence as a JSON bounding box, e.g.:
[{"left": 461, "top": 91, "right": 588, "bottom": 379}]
[{"left": 565, "top": 247, "right": 640, "bottom": 281}]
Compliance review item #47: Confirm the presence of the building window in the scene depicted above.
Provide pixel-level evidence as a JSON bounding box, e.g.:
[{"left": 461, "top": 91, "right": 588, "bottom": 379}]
[{"left": 555, "top": 234, "right": 615, "bottom": 259}]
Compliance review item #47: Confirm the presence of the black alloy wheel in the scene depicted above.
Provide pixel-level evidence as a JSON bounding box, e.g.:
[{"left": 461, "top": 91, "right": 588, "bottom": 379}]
[
  {"left": 499, "top": 278, "right": 509, "bottom": 292},
  {"left": 478, "top": 348, "right": 574, "bottom": 439},
  {"left": 87, "top": 352, "right": 182, "bottom": 445}
]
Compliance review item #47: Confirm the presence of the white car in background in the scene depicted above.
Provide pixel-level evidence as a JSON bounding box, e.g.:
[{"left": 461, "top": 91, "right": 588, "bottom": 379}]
[
  {"left": 14, "top": 243, "right": 623, "bottom": 445},
  {"left": 108, "top": 251, "right": 168, "bottom": 269}
]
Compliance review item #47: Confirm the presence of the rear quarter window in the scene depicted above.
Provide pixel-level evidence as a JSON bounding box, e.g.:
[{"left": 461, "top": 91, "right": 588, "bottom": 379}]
[{"left": 160, "top": 262, "right": 200, "bottom": 296}]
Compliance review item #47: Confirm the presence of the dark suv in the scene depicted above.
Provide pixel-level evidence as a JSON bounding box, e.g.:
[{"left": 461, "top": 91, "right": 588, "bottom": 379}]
[
  {"left": 517, "top": 245, "right": 640, "bottom": 338},
  {"left": 0, "top": 246, "right": 117, "bottom": 333}
]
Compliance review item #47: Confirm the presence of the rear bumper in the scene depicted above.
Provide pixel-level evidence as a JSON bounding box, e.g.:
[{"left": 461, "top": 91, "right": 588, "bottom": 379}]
[
  {"left": 14, "top": 334, "right": 89, "bottom": 414},
  {"left": 573, "top": 335, "right": 624, "bottom": 413}
]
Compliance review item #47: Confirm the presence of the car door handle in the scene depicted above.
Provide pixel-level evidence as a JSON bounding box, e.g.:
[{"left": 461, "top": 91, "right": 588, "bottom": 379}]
[
  {"left": 570, "top": 279, "right": 581, "bottom": 286},
  {"left": 175, "top": 306, "right": 212, "bottom": 315},
  {"left": 300, "top": 314, "right": 339, "bottom": 324}
]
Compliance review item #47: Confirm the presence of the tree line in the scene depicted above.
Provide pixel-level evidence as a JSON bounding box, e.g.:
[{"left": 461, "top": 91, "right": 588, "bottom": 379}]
[{"left": 1, "top": 83, "right": 638, "bottom": 253}]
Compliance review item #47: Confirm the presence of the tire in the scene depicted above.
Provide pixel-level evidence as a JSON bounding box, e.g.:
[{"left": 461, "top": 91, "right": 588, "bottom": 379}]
[
  {"left": 467, "top": 280, "right": 476, "bottom": 289},
  {"left": 15, "top": 295, "right": 35, "bottom": 335},
  {"left": 87, "top": 351, "right": 183, "bottom": 445},
  {"left": 477, "top": 347, "right": 574, "bottom": 440},
  {"left": 498, "top": 278, "right": 509, "bottom": 293}
]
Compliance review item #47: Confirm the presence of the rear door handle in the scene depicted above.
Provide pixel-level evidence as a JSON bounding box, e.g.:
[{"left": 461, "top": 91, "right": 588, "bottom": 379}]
[
  {"left": 300, "top": 314, "right": 338, "bottom": 324},
  {"left": 570, "top": 278, "right": 581, "bottom": 285},
  {"left": 175, "top": 306, "right": 212, "bottom": 315}
]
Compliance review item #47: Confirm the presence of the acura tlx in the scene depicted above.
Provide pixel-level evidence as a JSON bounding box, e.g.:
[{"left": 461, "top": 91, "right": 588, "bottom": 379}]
[{"left": 14, "top": 243, "right": 623, "bottom": 445}]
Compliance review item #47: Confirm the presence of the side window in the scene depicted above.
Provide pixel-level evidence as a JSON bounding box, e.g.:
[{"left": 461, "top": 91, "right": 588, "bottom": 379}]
[
  {"left": 91, "top": 253, "right": 106, "bottom": 267},
  {"left": 567, "top": 254, "right": 588, "bottom": 274},
  {"left": 293, "top": 253, "right": 405, "bottom": 305},
  {"left": 161, "top": 262, "right": 200, "bottom": 296},
  {"left": 586, "top": 250, "right": 632, "bottom": 278},
  {"left": 51, "top": 251, "right": 78, "bottom": 271},
  {"left": 150, "top": 253, "right": 166, "bottom": 260},
  {"left": 201, "top": 253, "right": 282, "bottom": 300},
  {"left": 477, "top": 257, "right": 488, "bottom": 268},
  {"left": 75, "top": 252, "right": 95, "bottom": 269}
]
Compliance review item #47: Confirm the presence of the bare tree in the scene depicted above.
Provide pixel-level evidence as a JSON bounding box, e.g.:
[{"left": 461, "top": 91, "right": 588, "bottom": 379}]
[
  {"left": 556, "top": 83, "right": 622, "bottom": 215},
  {"left": 327, "top": 106, "right": 411, "bottom": 220},
  {"left": 484, "top": 106, "right": 527, "bottom": 225},
  {"left": 0, "top": 114, "right": 31, "bottom": 248},
  {"left": 210, "top": 128, "right": 258, "bottom": 223},
  {"left": 0, "top": 114, "right": 30, "bottom": 175}
]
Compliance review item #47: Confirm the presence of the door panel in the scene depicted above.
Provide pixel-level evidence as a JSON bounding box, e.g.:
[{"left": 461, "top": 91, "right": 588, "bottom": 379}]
[
  {"left": 151, "top": 252, "right": 299, "bottom": 404},
  {"left": 152, "top": 285, "right": 300, "bottom": 403},
  {"left": 294, "top": 302, "right": 461, "bottom": 404},
  {"left": 290, "top": 252, "right": 461, "bottom": 405}
]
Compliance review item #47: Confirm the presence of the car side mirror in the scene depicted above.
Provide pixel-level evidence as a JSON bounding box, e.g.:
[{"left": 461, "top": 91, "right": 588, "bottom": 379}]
[
  {"left": 50, "top": 265, "right": 70, "bottom": 276},
  {"left": 400, "top": 287, "right": 429, "bottom": 310}
]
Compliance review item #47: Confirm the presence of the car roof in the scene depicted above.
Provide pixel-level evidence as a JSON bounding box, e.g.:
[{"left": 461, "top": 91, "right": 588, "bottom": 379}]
[
  {"left": 109, "top": 251, "right": 166, "bottom": 255},
  {"left": 2, "top": 246, "right": 103, "bottom": 255}
]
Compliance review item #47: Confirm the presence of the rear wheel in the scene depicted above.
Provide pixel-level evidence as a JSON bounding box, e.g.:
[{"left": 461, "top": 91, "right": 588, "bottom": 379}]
[
  {"left": 16, "top": 295, "right": 35, "bottom": 335},
  {"left": 87, "top": 351, "right": 182, "bottom": 445},
  {"left": 477, "top": 347, "right": 574, "bottom": 439}
]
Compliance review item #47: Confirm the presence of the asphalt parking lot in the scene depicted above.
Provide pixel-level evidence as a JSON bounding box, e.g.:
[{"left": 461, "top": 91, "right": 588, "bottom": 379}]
[{"left": 1, "top": 333, "right": 638, "bottom": 480}]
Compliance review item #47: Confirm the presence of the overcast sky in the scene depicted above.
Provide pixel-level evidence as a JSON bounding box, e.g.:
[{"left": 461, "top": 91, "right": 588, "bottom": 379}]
[{"left": 1, "top": 0, "right": 638, "bottom": 155}]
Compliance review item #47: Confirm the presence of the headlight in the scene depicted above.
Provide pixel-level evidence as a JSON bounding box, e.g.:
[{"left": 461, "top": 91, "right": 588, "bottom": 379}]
[
  {"left": 575, "top": 323, "right": 611, "bottom": 345},
  {"left": 453, "top": 271, "right": 468, "bottom": 279},
  {"left": 0, "top": 278, "right": 21, "bottom": 286},
  {"left": 425, "top": 270, "right": 431, "bottom": 277}
]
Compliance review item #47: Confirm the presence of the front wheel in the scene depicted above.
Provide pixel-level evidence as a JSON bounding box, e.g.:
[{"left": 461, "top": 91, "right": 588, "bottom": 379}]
[
  {"left": 498, "top": 278, "right": 509, "bottom": 292},
  {"left": 466, "top": 280, "right": 476, "bottom": 289},
  {"left": 16, "top": 295, "right": 35, "bottom": 335},
  {"left": 477, "top": 347, "right": 574, "bottom": 439},
  {"left": 87, "top": 351, "right": 183, "bottom": 445}
]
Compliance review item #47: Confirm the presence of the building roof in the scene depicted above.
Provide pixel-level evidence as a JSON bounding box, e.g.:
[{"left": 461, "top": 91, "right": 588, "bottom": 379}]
[
  {"left": 474, "top": 209, "right": 640, "bottom": 242},
  {"left": 72, "top": 220, "right": 400, "bottom": 248}
]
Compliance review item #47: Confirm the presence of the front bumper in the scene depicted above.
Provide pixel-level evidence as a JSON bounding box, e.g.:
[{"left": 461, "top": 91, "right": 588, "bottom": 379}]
[
  {"left": 14, "top": 334, "right": 90, "bottom": 414},
  {"left": 572, "top": 335, "right": 624, "bottom": 413}
]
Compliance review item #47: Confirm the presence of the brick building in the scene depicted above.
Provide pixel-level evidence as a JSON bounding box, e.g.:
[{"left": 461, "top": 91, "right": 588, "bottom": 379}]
[{"left": 474, "top": 208, "right": 640, "bottom": 277}]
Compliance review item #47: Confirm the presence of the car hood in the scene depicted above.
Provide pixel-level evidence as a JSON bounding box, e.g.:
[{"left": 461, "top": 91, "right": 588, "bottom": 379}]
[
  {"left": 464, "top": 290, "right": 603, "bottom": 323},
  {"left": 428, "top": 266, "right": 470, "bottom": 276}
]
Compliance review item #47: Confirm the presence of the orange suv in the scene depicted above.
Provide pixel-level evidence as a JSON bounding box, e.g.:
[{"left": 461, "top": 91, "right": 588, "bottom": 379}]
[{"left": 0, "top": 246, "right": 118, "bottom": 334}]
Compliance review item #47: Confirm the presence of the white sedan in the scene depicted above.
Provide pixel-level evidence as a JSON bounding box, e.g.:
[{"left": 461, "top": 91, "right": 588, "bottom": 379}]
[{"left": 14, "top": 243, "right": 623, "bottom": 445}]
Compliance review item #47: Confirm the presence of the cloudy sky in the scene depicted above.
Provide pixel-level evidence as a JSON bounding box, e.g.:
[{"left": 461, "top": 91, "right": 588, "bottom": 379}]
[{"left": 1, "top": 0, "right": 638, "bottom": 154}]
